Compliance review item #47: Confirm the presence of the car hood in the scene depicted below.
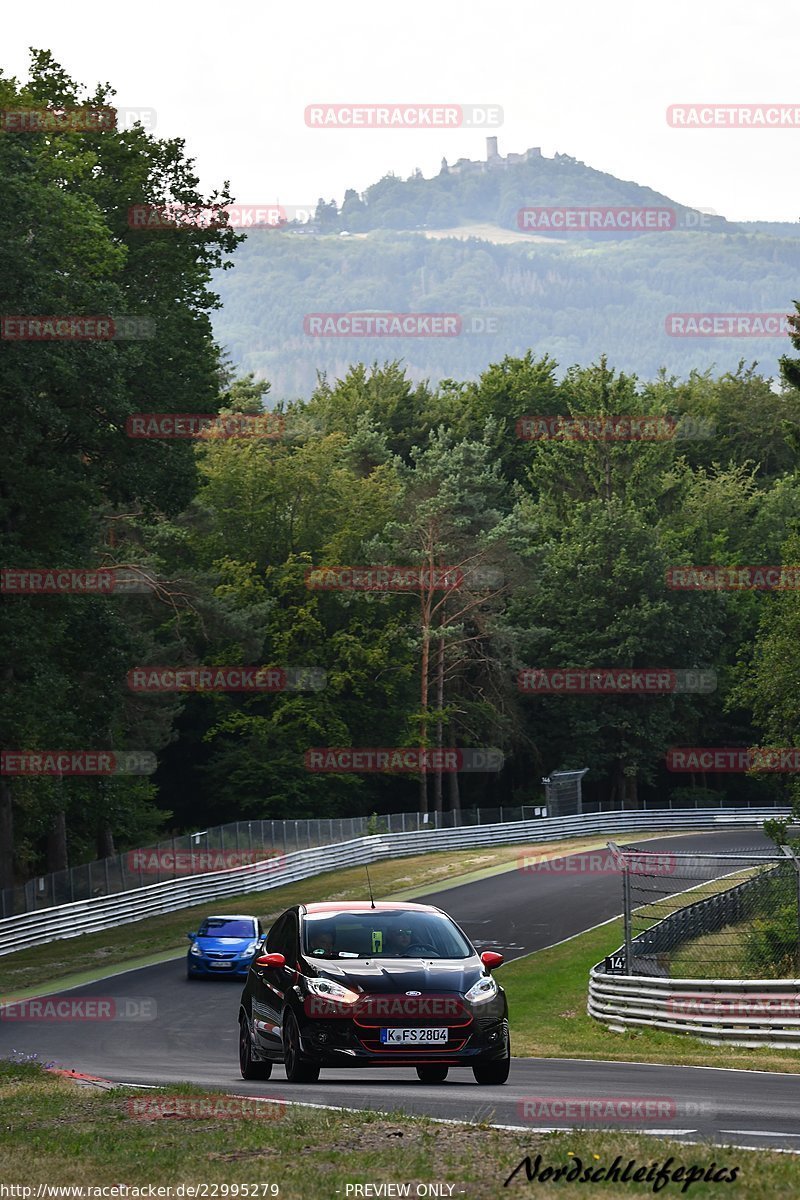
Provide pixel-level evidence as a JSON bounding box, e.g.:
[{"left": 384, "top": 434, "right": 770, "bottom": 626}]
[
  {"left": 304, "top": 955, "right": 485, "bottom": 994},
  {"left": 195, "top": 936, "right": 254, "bottom": 950}
]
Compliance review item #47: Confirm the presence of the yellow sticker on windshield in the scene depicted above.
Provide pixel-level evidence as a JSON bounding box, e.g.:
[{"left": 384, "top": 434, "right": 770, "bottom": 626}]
[{"left": 371, "top": 930, "right": 383, "bottom": 954}]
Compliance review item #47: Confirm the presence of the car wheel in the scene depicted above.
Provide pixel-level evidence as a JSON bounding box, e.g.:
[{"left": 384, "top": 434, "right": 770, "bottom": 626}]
[
  {"left": 416, "top": 1065, "right": 449, "bottom": 1083},
  {"left": 239, "top": 1013, "right": 272, "bottom": 1080},
  {"left": 472, "top": 1056, "right": 510, "bottom": 1085},
  {"left": 282, "top": 1009, "right": 320, "bottom": 1083}
]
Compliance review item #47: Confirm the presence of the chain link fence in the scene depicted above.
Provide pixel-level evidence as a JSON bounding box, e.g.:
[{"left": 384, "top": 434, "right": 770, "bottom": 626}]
[
  {"left": 1, "top": 804, "right": 550, "bottom": 918},
  {"left": 611, "top": 843, "right": 800, "bottom": 979}
]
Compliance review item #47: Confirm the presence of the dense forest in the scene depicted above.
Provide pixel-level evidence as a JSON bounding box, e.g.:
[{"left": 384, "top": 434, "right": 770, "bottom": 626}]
[
  {"left": 214, "top": 229, "right": 800, "bottom": 397},
  {"left": 2, "top": 54, "right": 800, "bottom": 886}
]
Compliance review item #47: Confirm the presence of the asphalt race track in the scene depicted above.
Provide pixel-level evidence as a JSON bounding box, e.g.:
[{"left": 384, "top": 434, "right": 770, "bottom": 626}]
[{"left": 3, "top": 830, "right": 800, "bottom": 1151}]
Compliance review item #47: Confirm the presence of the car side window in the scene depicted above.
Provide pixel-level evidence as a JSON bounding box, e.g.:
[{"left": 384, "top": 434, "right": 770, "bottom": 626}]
[
  {"left": 281, "top": 912, "right": 299, "bottom": 961},
  {"left": 265, "top": 914, "right": 287, "bottom": 954}
]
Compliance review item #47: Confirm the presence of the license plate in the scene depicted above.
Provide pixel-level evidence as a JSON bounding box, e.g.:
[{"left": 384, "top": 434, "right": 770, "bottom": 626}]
[
  {"left": 209, "top": 962, "right": 232, "bottom": 969},
  {"left": 380, "top": 1027, "right": 448, "bottom": 1045}
]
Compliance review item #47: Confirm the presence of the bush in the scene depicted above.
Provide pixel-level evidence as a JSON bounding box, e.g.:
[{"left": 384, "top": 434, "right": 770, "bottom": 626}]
[{"left": 743, "top": 901, "right": 799, "bottom": 978}]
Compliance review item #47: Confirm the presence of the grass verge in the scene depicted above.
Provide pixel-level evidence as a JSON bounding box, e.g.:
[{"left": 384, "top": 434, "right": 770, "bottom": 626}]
[
  {"left": 502, "top": 920, "right": 800, "bottom": 1072},
  {"left": 1, "top": 834, "right": 650, "bottom": 997},
  {"left": 0, "top": 1061, "right": 796, "bottom": 1199}
]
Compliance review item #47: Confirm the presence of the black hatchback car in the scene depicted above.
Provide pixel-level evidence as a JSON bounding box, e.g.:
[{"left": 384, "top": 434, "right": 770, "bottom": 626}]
[{"left": 238, "top": 901, "right": 510, "bottom": 1084}]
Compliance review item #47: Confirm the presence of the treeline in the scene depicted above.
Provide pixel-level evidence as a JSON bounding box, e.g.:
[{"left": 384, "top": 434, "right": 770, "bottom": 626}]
[
  {"left": 2, "top": 54, "right": 800, "bottom": 886},
  {"left": 214, "top": 227, "right": 800, "bottom": 397}
]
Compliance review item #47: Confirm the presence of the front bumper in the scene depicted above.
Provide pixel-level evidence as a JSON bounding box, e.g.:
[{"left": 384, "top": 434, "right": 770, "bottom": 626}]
[
  {"left": 295, "top": 999, "right": 509, "bottom": 1067},
  {"left": 188, "top": 955, "right": 252, "bottom": 978}
]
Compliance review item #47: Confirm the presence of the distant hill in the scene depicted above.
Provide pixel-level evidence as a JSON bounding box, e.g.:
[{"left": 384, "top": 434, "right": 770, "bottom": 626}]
[
  {"left": 212, "top": 144, "right": 800, "bottom": 398},
  {"left": 309, "top": 143, "right": 733, "bottom": 237}
]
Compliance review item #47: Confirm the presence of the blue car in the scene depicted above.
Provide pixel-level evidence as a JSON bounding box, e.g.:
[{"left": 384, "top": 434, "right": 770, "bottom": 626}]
[{"left": 186, "top": 914, "right": 264, "bottom": 980}]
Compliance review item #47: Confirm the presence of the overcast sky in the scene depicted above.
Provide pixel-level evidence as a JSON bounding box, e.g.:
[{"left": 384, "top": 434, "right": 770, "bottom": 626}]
[{"left": 6, "top": 0, "right": 799, "bottom": 222}]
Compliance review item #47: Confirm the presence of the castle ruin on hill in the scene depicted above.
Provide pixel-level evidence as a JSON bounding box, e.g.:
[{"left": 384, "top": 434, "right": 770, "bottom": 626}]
[{"left": 440, "top": 137, "right": 543, "bottom": 176}]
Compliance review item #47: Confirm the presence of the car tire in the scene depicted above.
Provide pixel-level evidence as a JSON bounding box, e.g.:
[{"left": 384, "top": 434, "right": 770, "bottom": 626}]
[
  {"left": 472, "top": 1044, "right": 511, "bottom": 1085},
  {"left": 239, "top": 1013, "right": 273, "bottom": 1080},
  {"left": 416, "top": 1065, "right": 449, "bottom": 1083},
  {"left": 282, "top": 1010, "right": 320, "bottom": 1083}
]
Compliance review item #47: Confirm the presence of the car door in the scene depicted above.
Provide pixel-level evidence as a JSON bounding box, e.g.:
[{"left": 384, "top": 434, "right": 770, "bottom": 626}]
[
  {"left": 251, "top": 912, "right": 288, "bottom": 1058},
  {"left": 271, "top": 910, "right": 300, "bottom": 1040}
]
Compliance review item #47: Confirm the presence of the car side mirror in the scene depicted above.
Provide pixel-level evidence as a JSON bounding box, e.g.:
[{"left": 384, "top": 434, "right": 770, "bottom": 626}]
[
  {"left": 481, "top": 951, "right": 504, "bottom": 970},
  {"left": 187, "top": 932, "right": 196, "bottom": 940},
  {"left": 255, "top": 952, "right": 286, "bottom": 968}
]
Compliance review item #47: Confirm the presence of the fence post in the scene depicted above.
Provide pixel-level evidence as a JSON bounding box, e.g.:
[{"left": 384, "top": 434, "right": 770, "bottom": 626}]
[
  {"left": 622, "top": 862, "right": 634, "bottom": 975},
  {"left": 780, "top": 845, "right": 800, "bottom": 973},
  {"left": 607, "top": 842, "right": 633, "bottom": 975}
]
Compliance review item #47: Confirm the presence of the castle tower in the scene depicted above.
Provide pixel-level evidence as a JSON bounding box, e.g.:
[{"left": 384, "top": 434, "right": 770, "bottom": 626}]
[{"left": 486, "top": 136, "right": 499, "bottom": 160}]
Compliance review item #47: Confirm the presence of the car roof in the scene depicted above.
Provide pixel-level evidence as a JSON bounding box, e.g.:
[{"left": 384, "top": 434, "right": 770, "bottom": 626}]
[
  {"left": 301, "top": 901, "right": 439, "bottom": 914},
  {"left": 200, "top": 914, "right": 257, "bottom": 921}
]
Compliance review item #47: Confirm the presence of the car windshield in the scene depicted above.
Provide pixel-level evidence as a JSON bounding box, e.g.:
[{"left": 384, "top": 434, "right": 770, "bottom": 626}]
[
  {"left": 197, "top": 918, "right": 255, "bottom": 938},
  {"left": 302, "top": 910, "right": 473, "bottom": 959}
]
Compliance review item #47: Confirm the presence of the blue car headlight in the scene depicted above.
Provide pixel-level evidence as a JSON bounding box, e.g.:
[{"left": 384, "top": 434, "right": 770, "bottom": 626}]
[
  {"left": 190, "top": 942, "right": 203, "bottom": 957},
  {"left": 239, "top": 941, "right": 258, "bottom": 958}
]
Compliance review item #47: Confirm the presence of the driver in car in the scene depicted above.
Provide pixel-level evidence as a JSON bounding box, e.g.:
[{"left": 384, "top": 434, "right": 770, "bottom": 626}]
[
  {"left": 384, "top": 924, "right": 414, "bottom": 956},
  {"left": 309, "top": 929, "right": 335, "bottom": 956}
]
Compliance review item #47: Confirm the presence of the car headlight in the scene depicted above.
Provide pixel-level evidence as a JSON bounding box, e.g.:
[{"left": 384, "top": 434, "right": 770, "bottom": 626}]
[
  {"left": 240, "top": 942, "right": 259, "bottom": 957},
  {"left": 465, "top": 975, "right": 498, "bottom": 1004},
  {"left": 190, "top": 942, "right": 203, "bottom": 956},
  {"left": 305, "top": 976, "right": 359, "bottom": 1004}
]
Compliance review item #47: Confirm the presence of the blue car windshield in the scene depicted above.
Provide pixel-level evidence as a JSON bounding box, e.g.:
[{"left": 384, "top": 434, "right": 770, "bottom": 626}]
[
  {"left": 197, "top": 919, "right": 255, "bottom": 938},
  {"left": 302, "top": 910, "right": 473, "bottom": 959}
]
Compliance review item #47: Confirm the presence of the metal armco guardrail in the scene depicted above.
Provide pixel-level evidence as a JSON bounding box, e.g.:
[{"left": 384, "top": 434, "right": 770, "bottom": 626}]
[
  {"left": 0, "top": 807, "right": 785, "bottom": 958},
  {"left": 589, "top": 969, "right": 800, "bottom": 1048}
]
